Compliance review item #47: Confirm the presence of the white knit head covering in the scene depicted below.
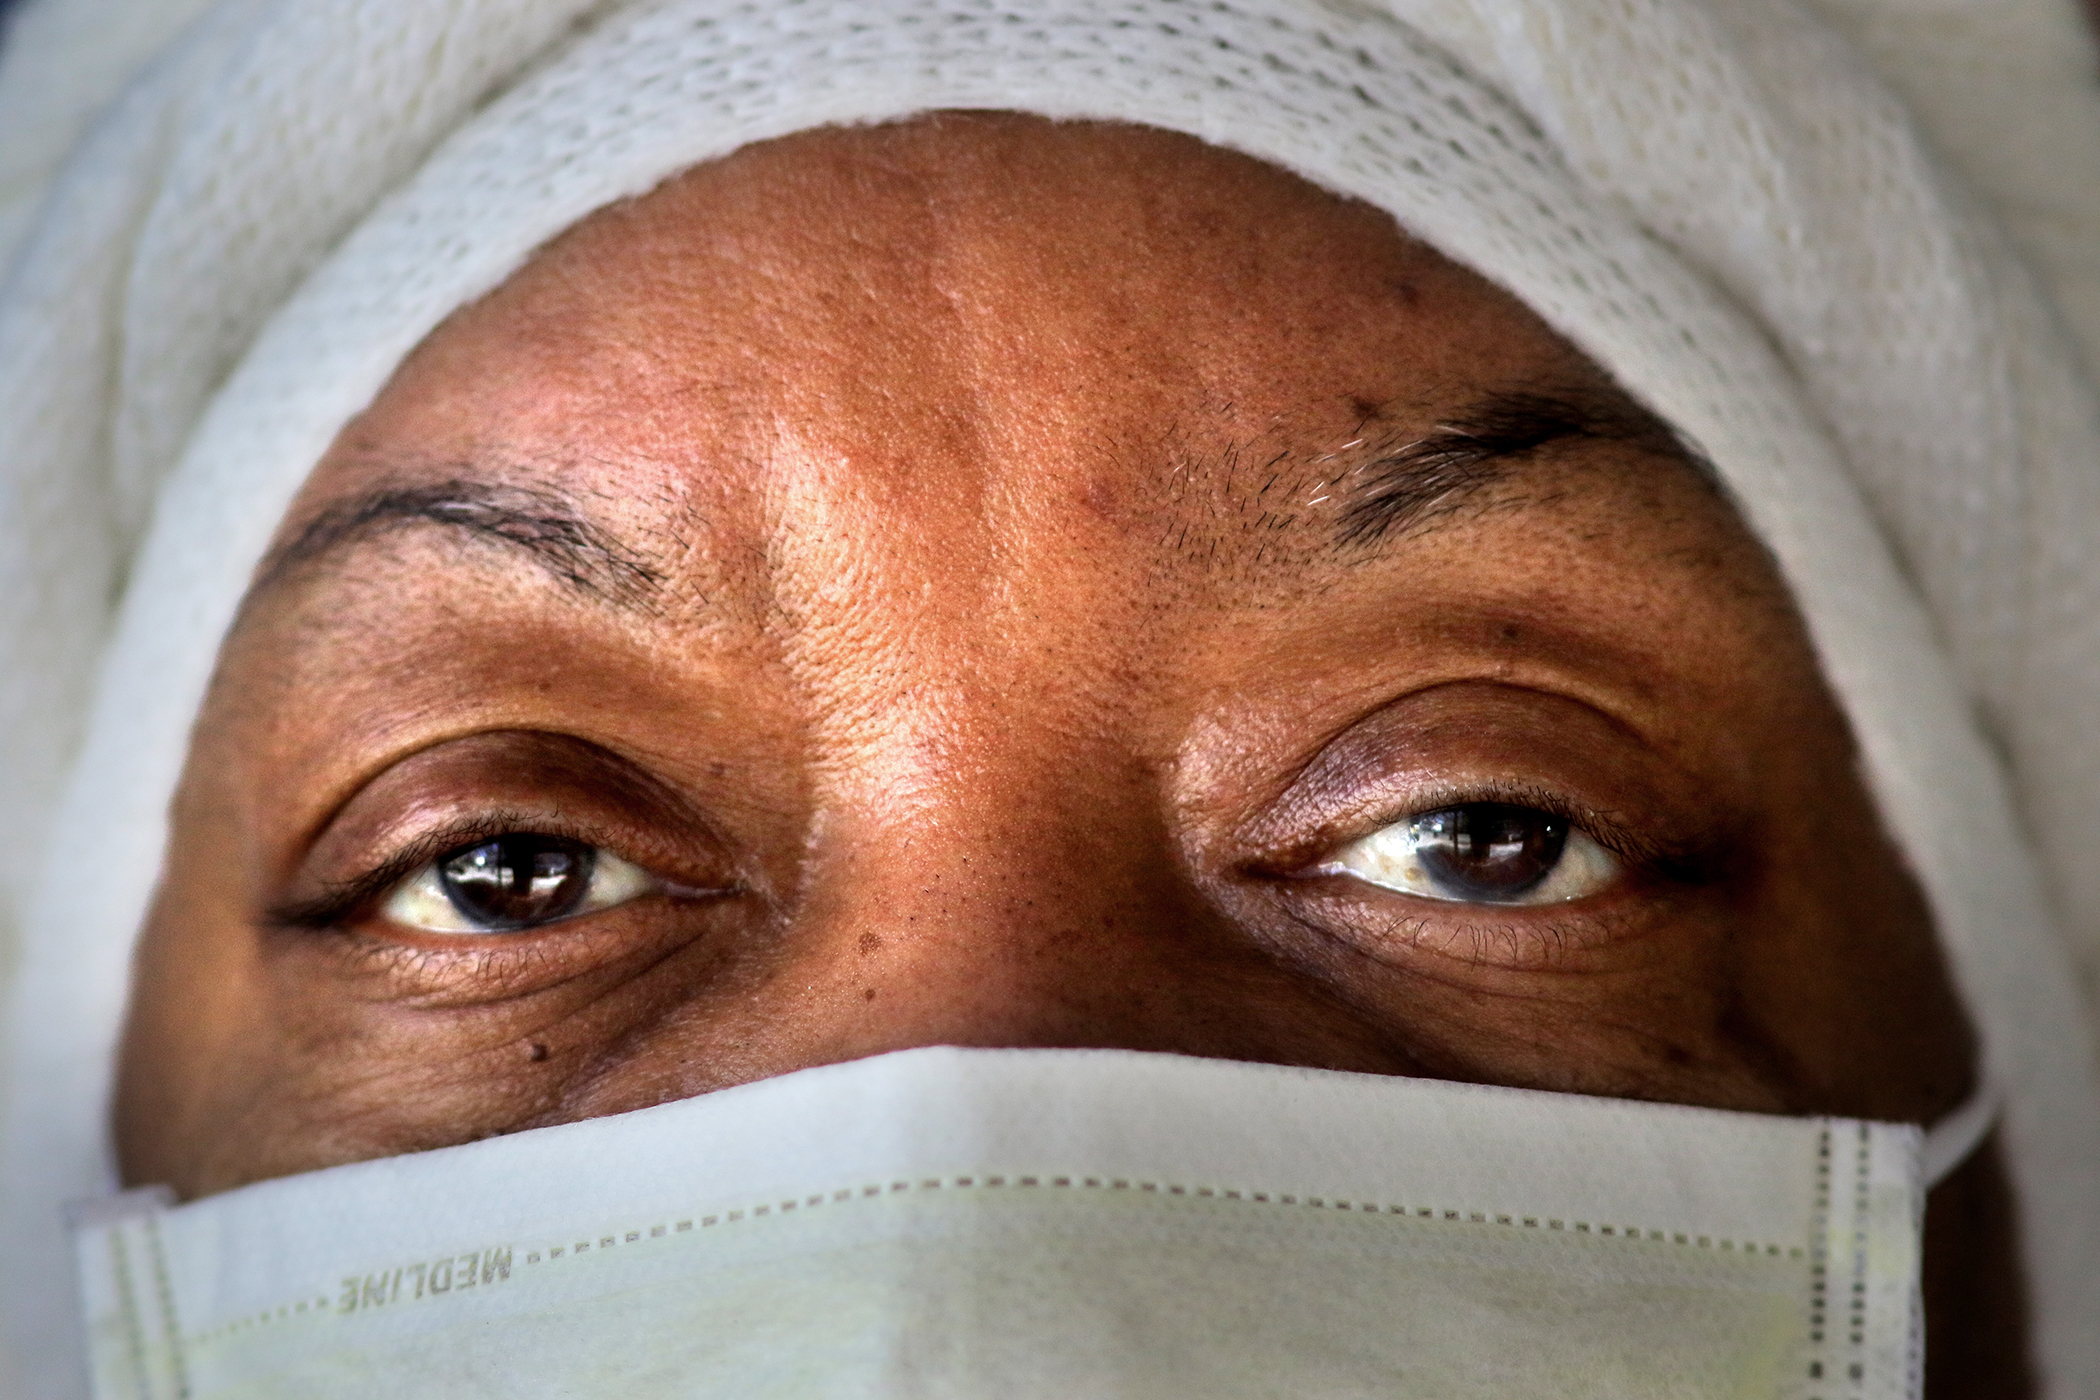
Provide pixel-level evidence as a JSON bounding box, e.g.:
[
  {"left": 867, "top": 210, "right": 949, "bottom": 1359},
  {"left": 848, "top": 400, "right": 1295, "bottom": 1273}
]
[{"left": 4, "top": 0, "right": 2100, "bottom": 1395}]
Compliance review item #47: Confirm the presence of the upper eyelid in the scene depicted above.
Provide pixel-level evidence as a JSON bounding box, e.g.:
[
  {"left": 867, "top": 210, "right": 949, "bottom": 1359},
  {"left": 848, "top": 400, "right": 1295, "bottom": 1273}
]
[
  {"left": 281, "top": 725, "right": 735, "bottom": 889},
  {"left": 1233, "top": 678, "right": 1705, "bottom": 866}
]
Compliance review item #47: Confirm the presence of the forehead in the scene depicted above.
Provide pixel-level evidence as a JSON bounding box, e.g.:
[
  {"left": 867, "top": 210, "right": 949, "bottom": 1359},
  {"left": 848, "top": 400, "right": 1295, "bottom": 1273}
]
[
  {"left": 283, "top": 116, "right": 1670, "bottom": 621},
  {"left": 396, "top": 111, "right": 1588, "bottom": 410}
]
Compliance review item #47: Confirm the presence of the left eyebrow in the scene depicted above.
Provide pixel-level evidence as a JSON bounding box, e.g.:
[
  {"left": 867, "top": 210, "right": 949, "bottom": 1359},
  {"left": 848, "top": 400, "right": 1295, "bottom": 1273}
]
[
  {"left": 1335, "top": 387, "right": 1698, "bottom": 548},
  {"left": 252, "top": 478, "right": 668, "bottom": 612}
]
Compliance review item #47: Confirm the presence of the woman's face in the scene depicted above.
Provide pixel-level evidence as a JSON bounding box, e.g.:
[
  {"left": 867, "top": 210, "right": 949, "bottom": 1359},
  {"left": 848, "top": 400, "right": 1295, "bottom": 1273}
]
[{"left": 117, "top": 116, "right": 1975, "bottom": 1197}]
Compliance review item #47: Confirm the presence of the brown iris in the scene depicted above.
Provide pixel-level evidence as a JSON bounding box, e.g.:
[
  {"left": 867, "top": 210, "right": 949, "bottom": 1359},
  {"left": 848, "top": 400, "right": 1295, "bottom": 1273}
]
[
  {"left": 438, "top": 835, "right": 597, "bottom": 930},
  {"left": 1407, "top": 804, "right": 1568, "bottom": 902}
]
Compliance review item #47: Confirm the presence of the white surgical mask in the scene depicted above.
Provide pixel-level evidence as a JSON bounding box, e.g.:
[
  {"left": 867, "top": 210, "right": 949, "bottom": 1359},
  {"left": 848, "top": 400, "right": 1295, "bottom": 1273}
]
[{"left": 71, "top": 1047, "right": 1991, "bottom": 1399}]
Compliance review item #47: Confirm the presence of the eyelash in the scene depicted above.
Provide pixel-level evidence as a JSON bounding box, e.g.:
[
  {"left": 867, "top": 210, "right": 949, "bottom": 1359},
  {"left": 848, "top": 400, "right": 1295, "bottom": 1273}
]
[{"left": 1322, "top": 778, "right": 1651, "bottom": 872}]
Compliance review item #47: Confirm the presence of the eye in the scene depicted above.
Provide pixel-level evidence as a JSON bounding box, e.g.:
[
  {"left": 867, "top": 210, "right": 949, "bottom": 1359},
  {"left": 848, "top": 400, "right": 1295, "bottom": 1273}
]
[
  {"left": 1319, "top": 802, "right": 1620, "bottom": 905},
  {"left": 379, "top": 833, "right": 662, "bottom": 934}
]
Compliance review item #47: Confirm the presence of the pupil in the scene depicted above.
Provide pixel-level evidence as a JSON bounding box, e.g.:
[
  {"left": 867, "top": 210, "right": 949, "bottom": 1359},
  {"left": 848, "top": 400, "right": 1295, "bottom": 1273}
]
[
  {"left": 1411, "top": 803, "right": 1567, "bottom": 901},
  {"left": 438, "top": 835, "right": 595, "bottom": 930}
]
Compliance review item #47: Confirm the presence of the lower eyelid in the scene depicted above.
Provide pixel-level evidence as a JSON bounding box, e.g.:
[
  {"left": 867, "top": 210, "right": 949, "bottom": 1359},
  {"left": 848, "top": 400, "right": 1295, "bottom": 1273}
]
[{"left": 1287, "top": 885, "right": 1616, "bottom": 969}]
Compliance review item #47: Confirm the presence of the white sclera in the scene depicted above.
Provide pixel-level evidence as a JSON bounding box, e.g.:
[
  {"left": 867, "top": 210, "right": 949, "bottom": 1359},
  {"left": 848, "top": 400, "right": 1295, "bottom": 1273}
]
[
  {"left": 1323, "top": 813, "right": 1620, "bottom": 905},
  {"left": 381, "top": 844, "right": 660, "bottom": 934}
]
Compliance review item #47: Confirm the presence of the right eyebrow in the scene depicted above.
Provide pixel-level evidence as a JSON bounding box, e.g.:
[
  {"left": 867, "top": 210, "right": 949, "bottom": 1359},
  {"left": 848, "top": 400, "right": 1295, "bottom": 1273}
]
[{"left": 251, "top": 479, "right": 668, "bottom": 612}]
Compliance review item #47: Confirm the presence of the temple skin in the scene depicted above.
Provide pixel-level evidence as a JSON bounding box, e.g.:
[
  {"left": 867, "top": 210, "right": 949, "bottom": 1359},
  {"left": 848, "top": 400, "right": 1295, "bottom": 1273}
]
[{"left": 114, "top": 114, "right": 2024, "bottom": 1393}]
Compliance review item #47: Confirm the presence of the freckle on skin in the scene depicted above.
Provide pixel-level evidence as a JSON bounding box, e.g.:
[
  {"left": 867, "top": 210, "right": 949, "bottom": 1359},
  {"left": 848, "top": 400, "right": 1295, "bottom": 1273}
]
[{"left": 858, "top": 932, "right": 883, "bottom": 955}]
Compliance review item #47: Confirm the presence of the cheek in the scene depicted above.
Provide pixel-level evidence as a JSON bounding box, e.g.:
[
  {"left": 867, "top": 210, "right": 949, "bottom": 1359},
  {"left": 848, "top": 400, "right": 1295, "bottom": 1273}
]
[
  {"left": 1254, "top": 882, "right": 1797, "bottom": 1109},
  {"left": 1729, "top": 789, "right": 1975, "bottom": 1123},
  {"left": 115, "top": 721, "right": 305, "bottom": 1190},
  {"left": 115, "top": 896, "right": 258, "bottom": 1194},
  {"left": 127, "top": 888, "right": 772, "bottom": 1198}
]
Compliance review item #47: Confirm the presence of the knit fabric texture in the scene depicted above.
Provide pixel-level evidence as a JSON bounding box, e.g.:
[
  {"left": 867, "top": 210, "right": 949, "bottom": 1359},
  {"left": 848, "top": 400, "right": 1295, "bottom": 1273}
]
[{"left": 2, "top": 0, "right": 2098, "bottom": 1395}]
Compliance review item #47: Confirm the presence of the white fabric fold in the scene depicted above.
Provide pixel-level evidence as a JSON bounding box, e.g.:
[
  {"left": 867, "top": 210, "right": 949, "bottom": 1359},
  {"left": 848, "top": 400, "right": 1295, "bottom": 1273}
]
[{"left": 2, "top": 0, "right": 2098, "bottom": 1395}]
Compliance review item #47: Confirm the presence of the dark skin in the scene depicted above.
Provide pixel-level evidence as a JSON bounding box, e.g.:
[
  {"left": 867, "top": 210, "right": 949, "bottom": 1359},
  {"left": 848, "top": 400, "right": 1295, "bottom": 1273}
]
[{"left": 113, "top": 115, "right": 2024, "bottom": 1393}]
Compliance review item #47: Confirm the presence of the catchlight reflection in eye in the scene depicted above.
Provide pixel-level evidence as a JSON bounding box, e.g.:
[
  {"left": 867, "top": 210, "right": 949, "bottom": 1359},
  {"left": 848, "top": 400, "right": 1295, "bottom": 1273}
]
[
  {"left": 1321, "top": 802, "right": 1619, "bottom": 905},
  {"left": 381, "top": 834, "right": 661, "bottom": 934}
]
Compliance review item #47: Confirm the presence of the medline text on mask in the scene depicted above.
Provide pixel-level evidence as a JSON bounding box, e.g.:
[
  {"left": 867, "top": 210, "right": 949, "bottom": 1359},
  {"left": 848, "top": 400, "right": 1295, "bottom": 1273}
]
[{"left": 337, "top": 1246, "right": 513, "bottom": 1313}]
